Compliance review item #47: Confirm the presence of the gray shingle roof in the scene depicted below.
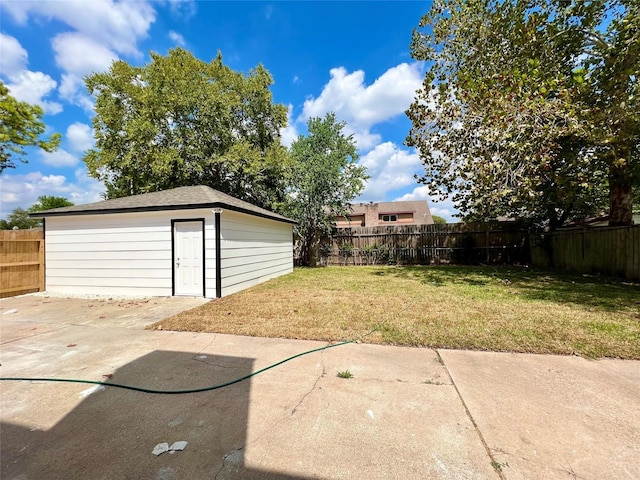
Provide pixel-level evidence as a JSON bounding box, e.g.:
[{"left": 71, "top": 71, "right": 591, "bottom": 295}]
[{"left": 31, "top": 185, "right": 295, "bottom": 224}]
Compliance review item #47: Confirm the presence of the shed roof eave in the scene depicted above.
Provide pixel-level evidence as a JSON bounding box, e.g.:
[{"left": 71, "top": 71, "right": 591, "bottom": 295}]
[{"left": 30, "top": 202, "right": 297, "bottom": 225}]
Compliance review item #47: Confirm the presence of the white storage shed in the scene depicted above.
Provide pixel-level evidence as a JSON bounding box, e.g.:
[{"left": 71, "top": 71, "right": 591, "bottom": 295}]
[{"left": 32, "top": 186, "right": 295, "bottom": 298}]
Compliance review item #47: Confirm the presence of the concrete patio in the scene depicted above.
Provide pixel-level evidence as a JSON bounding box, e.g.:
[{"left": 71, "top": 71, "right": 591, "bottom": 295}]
[{"left": 1, "top": 294, "right": 638, "bottom": 479}]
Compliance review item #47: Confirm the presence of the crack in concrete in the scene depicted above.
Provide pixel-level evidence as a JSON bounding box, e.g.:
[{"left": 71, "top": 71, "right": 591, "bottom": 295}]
[
  {"left": 436, "top": 350, "right": 507, "bottom": 480},
  {"left": 214, "top": 353, "right": 328, "bottom": 478},
  {"left": 212, "top": 459, "right": 226, "bottom": 480},
  {"left": 292, "top": 359, "right": 325, "bottom": 415},
  {"left": 192, "top": 337, "right": 240, "bottom": 367},
  {"left": 349, "top": 377, "right": 452, "bottom": 386},
  {"left": 192, "top": 359, "right": 239, "bottom": 369},
  {"left": 250, "top": 355, "right": 327, "bottom": 446},
  {"left": 0, "top": 325, "right": 71, "bottom": 345},
  {"left": 214, "top": 447, "right": 245, "bottom": 480},
  {"left": 189, "top": 335, "right": 216, "bottom": 354}
]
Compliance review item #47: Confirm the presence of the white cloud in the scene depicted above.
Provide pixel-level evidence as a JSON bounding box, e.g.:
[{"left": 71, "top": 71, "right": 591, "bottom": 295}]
[
  {"left": 166, "top": 0, "right": 197, "bottom": 19},
  {"left": 279, "top": 104, "right": 299, "bottom": 148},
  {"left": 52, "top": 33, "right": 118, "bottom": 77},
  {"left": 360, "top": 142, "right": 421, "bottom": 173},
  {"left": 5, "top": 70, "right": 63, "bottom": 115},
  {"left": 357, "top": 142, "right": 422, "bottom": 200},
  {"left": 57, "top": 74, "right": 96, "bottom": 113},
  {"left": 0, "top": 170, "right": 105, "bottom": 218},
  {"left": 52, "top": 33, "right": 119, "bottom": 110},
  {"left": 3, "top": 1, "right": 156, "bottom": 57},
  {"left": 0, "top": 35, "right": 62, "bottom": 114},
  {"left": 66, "top": 122, "right": 94, "bottom": 152},
  {"left": 0, "top": 2, "right": 29, "bottom": 24},
  {"left": 298, "top": 63, "right": 423, "bottom": 150},
  {"left": 39, "top": 148, "right": 80, "bottom": 168},
  {"left": 395, "top": 185, "right": 460, "bottom": 222},
  {"left": 58, "top": 74, "right": 81, "bottom": 100},
  {"left": 4, "top": 1, "right": 157, "bottom": 110},
  {"left": 168, "top": 30, "right": 186, "bottom": 46},
  {"left": 351, "top": 131, "right": 382, "bottom": 152},
  {"left": 0, "top": 33, "right": 28, "bottom": 76}
]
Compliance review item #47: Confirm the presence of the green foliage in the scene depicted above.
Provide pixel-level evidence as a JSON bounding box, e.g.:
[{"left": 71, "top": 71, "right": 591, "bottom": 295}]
[
  {"left": 28, "top": 195, "right": 74, "bottom": 212},
  {"left": 336, "top": 370, "right": 353, "bottom": 379},
  {"left": 0, "top": 208, "right": 39, "bottom": 230},
  {"left": 432, "top": 215, "right": 446, "bottom": 225},
  {"left": 361, "top": 243, "right": 392, "bottom": 265},
  {"left": 1, "top": 196, "right": 74, "bottom": 230},
  {"left": 491, "top": 460, "right": 508, "bottom": 472},
  {"left": 0, "top": 82, "right": 61, "bottom": 173},
  {"left": 319, "top": 242, "right": 334, "bottom": 259},
  {"left": 84, "top": 48, "right": 289, "bottom": 210},
  {"left": 339, "top": 242, "right": 354, "bottom": 256},
  {"left": 283, "top": 113, "right": 368, "bottom": 266},
  {"left": 407, "top": 0, "right": 639, "bottom": 228},
  {"left": 361, "top": 244, "right": 376, "bottom": 264},
  {"left": 338, "top": 242, "right": 355, "bottom": 265}
]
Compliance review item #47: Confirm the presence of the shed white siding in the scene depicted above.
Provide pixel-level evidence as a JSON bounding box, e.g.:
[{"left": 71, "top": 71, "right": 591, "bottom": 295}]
[
  {"left": 220, "top": 210, "right": 293, "bottom": 296},
  {"left": 45, "top": 209, "right": 216, "bottom": 297}
]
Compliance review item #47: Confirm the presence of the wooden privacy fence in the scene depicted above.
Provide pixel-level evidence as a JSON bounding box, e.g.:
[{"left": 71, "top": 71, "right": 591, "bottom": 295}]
[
  {"left": 325, "top": 223, "right": 530, "bottom": 266},
  {"left": 0, "top": 230, "right": 45, "bottom": 298},
  {"left": 531, "top": 225, "right": 640, "bottom": 281}
]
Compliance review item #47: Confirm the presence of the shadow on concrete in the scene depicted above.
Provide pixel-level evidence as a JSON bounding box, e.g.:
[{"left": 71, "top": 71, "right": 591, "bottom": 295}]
[{"left": 1, "top": 350, "right": 313, "bottom": 479}]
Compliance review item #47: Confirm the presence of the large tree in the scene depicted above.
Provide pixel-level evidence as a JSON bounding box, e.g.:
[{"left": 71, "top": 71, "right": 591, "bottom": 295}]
[
  {"left": 406, "top": 0, "right": 639, "bottom": 228},
  {"left": 283, "top": 113, "right": 368, "bottom": 267},
  {"left": 28, "top": 195, "right": 74, "bottom": 212},
  {"left": 0, "top": 82, "right": 61, "bottom": 173},
  {"left": 84, "top": 48, "right": 289, "bottom": 210},
  {"left": 0, "top": 208, "right": 39, "bottom": 230},
  {"left": 0, "top": 196, "right": 73, "bottom": 229}
]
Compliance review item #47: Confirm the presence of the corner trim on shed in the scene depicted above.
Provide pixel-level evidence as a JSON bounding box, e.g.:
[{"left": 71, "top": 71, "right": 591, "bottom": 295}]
[{"left": 214, "top": 210, "right": 222, "bottom": 298}]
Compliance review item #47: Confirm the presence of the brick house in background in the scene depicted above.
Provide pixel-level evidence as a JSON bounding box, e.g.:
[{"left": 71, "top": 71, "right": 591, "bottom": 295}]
[{"left": 334, "top": 201, "right": 433, "bottom": 228}]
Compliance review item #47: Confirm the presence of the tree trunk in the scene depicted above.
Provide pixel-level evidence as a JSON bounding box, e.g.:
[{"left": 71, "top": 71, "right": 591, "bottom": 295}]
[
  {"left": 608, "top": 155, "right": 633, "bottom": 226},
  {"left": 299, "top": 231, "right": 320, "bottom": 267},
  {"left": 307, "top": 231, "right": 319, "bottom": 267}
]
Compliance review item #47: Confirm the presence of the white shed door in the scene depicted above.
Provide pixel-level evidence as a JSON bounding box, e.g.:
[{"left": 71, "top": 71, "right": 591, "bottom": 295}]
[{"left": 174, "top": 221, "right": 203, "bottom": 296}]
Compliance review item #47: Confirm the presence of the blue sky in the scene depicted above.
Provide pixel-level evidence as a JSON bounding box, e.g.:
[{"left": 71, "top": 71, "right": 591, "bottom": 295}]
[{"left": 0, "top": 0, "right": 457, "bottom": 221}]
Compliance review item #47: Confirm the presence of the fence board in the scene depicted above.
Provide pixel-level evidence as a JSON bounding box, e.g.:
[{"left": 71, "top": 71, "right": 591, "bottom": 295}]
[
  {"left": 326, "top": 223, "right": 639, "bottom": 281},
  {"left": 326, "top": 223, "right": 530, "bottom": 266},
  {"left": 0, "top": 230, "right": 45, "bottom": 298},
  {"left": 530, "top": 225, "right": 640, "bottom": 281}
]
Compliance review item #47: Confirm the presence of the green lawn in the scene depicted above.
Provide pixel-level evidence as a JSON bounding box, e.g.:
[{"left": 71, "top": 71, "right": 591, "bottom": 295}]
[{"left": 151, "top": 266, "right": 640, "bottom": 359}]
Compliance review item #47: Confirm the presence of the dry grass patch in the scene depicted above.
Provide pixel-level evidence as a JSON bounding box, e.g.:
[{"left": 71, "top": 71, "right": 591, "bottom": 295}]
[{"left": 151, "top": 266, "right": 640, "bottom": 359}]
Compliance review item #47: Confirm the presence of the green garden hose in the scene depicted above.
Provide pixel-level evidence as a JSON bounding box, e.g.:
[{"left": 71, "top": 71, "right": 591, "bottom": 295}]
[
  {"left": 0, "top": 340, "right": 353, "bottom": 394},
  {"left": 0, "top": 302, "right": 411, "bottom": 394}
]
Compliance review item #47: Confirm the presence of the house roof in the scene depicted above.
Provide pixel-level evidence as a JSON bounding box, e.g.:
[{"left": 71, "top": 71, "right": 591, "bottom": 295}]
[
  {"left": 561, "top": 212, "right": 640, "bottom": 228},
  {"left": 342, "top": 201, "right": 430, "bottom": 216},
  {"left": 30, "top": 185, "right": 296, "bottom": 224}
]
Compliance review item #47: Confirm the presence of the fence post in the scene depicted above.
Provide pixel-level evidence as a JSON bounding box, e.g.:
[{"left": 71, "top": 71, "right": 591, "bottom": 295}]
[
  {"left": 485, "top": 230, "right": 490, "bottom": 264},
  {"left": 38, "top": 237, "right": 45, "bottom": 291}
]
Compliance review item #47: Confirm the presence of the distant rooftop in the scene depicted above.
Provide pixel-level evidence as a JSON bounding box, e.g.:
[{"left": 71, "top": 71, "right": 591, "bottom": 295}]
[
  {"left": 334, "top": 200, "right": 433, "bottom": 227},
  {"left": 347, "top": 200, "right": 429, "bottom": 215}
]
